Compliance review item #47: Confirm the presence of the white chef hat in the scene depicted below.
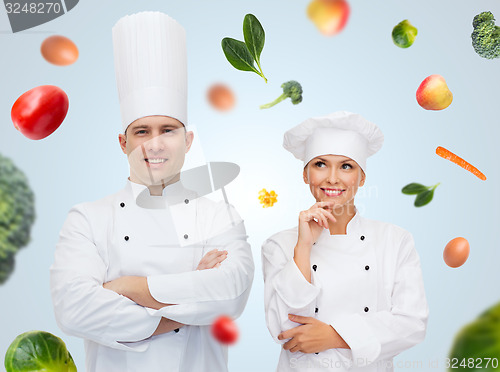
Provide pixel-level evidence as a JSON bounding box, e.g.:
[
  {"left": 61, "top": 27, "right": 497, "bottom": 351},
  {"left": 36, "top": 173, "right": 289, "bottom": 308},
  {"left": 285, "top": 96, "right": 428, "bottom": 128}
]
[
  {"left": 112, "top": 11, "right": 187, "bottom": 131},
  {"left": 283, "top": 111, "right": 384, "bottom": 172}
]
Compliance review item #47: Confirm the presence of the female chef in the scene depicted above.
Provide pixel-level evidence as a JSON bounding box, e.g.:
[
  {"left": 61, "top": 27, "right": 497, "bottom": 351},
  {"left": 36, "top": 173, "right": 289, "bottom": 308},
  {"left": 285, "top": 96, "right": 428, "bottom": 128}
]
[{"left": 262, "top": 111, "right": 429, "bottom": 372}]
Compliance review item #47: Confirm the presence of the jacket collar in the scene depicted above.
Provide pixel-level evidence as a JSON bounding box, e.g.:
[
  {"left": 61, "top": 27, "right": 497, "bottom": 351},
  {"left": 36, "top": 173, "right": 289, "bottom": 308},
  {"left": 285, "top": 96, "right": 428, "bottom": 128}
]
[
  {"left": 124, "top": 179, "right": 196, "bottom": 209},
  {"left": 345, "top": 209, "right": 362, "bottom": 235}
]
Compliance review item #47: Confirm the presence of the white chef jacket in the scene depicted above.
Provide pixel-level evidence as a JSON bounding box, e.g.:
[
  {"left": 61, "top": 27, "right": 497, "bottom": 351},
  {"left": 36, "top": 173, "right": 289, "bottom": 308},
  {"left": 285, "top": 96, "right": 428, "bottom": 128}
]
[
  {"left": 262, "top": 212, "right": 428, "bottom": 372},
  {"left": 50, "top": 180, "right": 254, "bottom": 372}
]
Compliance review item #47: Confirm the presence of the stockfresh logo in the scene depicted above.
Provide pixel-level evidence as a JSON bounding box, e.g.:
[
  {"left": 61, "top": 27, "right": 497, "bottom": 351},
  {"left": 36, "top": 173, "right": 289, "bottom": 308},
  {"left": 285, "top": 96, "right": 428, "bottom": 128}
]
[{"left": 3, "top": 0, "right": 78, "bottom": 32}]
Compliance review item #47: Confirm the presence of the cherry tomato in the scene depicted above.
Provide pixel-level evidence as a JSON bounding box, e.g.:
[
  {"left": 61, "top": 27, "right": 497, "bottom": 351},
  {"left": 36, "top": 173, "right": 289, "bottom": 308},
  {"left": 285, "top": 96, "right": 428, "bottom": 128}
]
[
  {"left": 11, "top": 85, "right": 69, "bottom": 140},
  {"left": 211, "top": 315, "right": 239, "bottom": 344}
]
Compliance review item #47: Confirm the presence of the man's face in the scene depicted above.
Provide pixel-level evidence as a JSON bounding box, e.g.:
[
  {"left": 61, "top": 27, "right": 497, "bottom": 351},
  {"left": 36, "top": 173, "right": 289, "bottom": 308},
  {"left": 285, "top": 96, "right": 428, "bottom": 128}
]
[{"left": 118, "top": 115, "right": 193, "bottom": 187}]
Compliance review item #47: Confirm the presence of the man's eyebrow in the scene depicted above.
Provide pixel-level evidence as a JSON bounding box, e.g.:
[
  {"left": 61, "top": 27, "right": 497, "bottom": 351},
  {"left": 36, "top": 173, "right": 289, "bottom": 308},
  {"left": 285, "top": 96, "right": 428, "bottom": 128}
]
[
  {"left": 129, "top": 124, "right": 149, "bottom": 130},
  {"left": 161, "top": 124, "right": 181, "bottom": 129}
]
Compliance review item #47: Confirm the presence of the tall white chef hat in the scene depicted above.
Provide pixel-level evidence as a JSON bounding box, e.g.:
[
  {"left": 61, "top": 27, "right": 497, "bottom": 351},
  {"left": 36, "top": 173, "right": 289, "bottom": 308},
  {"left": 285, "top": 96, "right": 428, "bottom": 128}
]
[
  {"left": 283, "top": 111, "right": 384, "bottom": 172},
  {"left": 112, "top": 11, "right": 187, "bottom": 131}
]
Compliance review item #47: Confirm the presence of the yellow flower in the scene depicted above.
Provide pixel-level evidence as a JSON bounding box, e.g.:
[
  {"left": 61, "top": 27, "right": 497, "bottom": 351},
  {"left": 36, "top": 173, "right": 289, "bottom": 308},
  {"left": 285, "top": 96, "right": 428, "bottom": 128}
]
[{"left": 258, "top": 188, "right": 278, "bottom": 208}]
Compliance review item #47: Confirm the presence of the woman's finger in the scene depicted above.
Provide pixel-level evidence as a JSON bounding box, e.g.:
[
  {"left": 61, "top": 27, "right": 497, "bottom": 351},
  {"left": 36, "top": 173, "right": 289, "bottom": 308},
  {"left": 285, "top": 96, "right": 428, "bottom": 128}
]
[
  {"left": 290, "top": 344, "right": 301, "bottom": 353},
  {"left": 317, "top": 207, "right": 336, "bottom": 223},
  {"left": 283, "top": 338, "right": 296, "bottom": 351},
  {"left": 306, "top": 209, "right": 328, "bottom": 229}
]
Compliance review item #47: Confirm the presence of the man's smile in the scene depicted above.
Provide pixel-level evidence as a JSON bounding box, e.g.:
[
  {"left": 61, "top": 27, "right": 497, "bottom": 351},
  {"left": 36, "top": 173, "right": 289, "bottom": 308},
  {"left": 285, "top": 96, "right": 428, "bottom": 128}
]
[{"left": 145, "top": 158, "right": 167, "bottom": 164}]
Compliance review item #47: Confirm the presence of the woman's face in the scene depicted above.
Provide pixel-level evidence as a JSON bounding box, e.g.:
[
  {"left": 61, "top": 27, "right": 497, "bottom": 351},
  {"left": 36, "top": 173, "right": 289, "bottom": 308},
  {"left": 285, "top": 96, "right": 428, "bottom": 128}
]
[{"left": 303, "top": 154, "right": 365, "bottom": 212}]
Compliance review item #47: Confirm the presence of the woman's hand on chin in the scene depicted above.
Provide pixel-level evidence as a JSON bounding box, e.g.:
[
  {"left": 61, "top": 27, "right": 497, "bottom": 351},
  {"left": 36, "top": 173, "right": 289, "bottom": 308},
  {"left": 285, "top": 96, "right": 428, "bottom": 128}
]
[{"left": 297, "top": 201, "right": 337, "bottom": 248}]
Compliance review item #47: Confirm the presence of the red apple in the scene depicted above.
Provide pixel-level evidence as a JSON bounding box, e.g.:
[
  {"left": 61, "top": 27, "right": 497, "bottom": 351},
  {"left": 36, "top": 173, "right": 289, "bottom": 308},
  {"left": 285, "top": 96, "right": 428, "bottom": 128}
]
[
  {"left": 307, "top": 0, "right": 350, "bottom": 36},
  {"left": 416, "top": 75, "right": 453, "bottom": 111}
]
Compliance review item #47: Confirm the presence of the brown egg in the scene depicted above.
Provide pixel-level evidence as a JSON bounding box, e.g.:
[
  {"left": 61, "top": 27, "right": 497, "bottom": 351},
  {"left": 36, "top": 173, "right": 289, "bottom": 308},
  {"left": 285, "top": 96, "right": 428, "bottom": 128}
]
[
  {"left": 207, "top": 84, "right": 235, "bottom": 111},
  {"left": 41, "top": 35, "right": 79, "bottom": 66},
  {"left": 443, "top": 237, "right": 470, "bottom": 268}
]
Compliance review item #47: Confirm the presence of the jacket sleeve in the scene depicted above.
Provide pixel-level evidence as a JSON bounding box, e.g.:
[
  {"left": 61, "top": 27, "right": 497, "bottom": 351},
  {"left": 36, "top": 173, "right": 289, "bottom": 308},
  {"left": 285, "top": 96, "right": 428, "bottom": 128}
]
[
  {"left": 50, "top": 205, "right": 161, "bottom": 351},
  {"left": 145, "top": 203, "right": 254, "bottom": 325},
  {"left": 330, "top": 232, "right": 429, "bottom": 367},
  {"left": 261, "top": 237, "right": 321, "bottom": 344}
]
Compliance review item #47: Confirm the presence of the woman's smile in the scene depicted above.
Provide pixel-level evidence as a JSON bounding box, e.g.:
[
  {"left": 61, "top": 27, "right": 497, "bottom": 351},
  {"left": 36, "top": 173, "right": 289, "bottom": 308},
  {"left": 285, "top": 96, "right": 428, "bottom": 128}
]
[{"left": 320, "top": 187, "right": 345, "bottom": 197}]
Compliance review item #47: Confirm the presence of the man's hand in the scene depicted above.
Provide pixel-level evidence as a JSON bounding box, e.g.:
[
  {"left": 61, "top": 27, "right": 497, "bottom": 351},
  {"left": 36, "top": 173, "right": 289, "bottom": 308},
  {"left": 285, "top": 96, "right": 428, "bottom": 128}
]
[
  {"left": 104, "top": 278, "right": 185, "bottom": 336},
  {"left": 277, "top": 314, "right": 350, "bottom": 354},
  {"left": 152, "top": 317, "right": 185, "bottom": 336},
  {"left": 103, "top": 276, "right": 132, "bottom": 295},
  {"left": 104, "top": 276, "right": 170, "bottom": 310},
  {"left": 197, "top": 249, "right": 228, "bottom": 270}
]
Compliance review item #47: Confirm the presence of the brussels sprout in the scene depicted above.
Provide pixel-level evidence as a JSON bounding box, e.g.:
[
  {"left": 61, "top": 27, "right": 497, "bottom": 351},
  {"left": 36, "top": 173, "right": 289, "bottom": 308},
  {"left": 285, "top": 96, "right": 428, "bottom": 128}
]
[
  {"left": 392, "top": 19, "right": 418, "bottom": 48},
  {"left": 449, "top": 302, "right": 500, "bottom": 371},
  {"left": 4, "top": 331, "right": 77, "bottom": 372}
]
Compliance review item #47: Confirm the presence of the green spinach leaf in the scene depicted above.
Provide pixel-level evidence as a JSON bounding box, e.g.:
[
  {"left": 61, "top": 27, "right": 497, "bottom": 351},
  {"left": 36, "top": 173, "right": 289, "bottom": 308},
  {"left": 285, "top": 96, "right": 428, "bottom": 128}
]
[
  {"left": 221, "top": 14, "right": 267, "bottom": 82},
  {"left": 414, "top": 189, "right": 434, "bottom": 207},
  {"left": 221, "top": 38, "right": 259, "bottom": 74},
  {"left": 402, "top": 183, "right": 429, "bottom": 195},
  {"left": 243, "top": 14, "right": 265, "bottom": 76}
]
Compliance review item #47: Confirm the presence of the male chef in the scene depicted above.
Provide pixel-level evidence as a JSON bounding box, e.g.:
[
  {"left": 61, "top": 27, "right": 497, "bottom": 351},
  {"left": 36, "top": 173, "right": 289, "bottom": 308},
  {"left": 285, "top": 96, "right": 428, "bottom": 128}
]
[{"left": 50, "top": 11, "right": 254, "bottom": 372}]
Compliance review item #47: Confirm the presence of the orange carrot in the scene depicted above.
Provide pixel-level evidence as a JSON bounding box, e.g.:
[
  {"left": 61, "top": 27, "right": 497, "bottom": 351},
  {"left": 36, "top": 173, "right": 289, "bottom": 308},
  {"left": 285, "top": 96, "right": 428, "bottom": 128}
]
[{"left": 436, "top": 146, "right": 486, "bottom": 181}]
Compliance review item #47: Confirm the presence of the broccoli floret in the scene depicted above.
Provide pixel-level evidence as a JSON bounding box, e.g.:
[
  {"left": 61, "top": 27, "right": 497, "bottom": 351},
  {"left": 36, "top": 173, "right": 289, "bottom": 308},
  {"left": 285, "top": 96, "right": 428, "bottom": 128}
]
[
  {"left": 471, "top": 11, "right": 500, "bottom": 59},
  {"left": 260, "top": 80, "right": 303, "bottom": 109},
  {"left": 0, "top": 253, "right": 15, "bottom": 285},
  {"left": 0, "top": 153, "right": 35, "bottom": 284}
]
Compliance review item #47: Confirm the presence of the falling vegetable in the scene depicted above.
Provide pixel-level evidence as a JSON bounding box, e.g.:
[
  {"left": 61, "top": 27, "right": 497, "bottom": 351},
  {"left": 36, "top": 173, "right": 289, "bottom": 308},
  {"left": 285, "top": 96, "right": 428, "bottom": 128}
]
[
  {"left": 207, "top": 84, "right": 235, "bottom": 111},
  {"left": 11, "top": 85, "right": 69, "bottom": 140},
  {"left": 260, "top": 81, "right": 303, "bottom": 109},
  {"left": 448, "top": 301, "right": 500, "bottom": 371},
  {"left": 0, "top": 153, "right": 36, "bottom": 285},
  {"left": 222, "top": 14, "right": 267, "bottom": 82},
  {"left": 436, "top": 146, "right": 486, "bottom": 181},
  {"left": 392, "top": 20, "right": 418, "bottom": 48},
  {"left": 471, "top": 11, "right": 500, "bottom": 59},
  {"left": 211, "top": 316, "right": 239, "bottom": 345},
  {"left": 258, "top": 188, "right": 278, "bottom": 208},
  {"left": 401, "top": 182, "right": 440, "bottom": 207},
  {"left": 4, "top": 331, "right": 77, "bottom": 372}
]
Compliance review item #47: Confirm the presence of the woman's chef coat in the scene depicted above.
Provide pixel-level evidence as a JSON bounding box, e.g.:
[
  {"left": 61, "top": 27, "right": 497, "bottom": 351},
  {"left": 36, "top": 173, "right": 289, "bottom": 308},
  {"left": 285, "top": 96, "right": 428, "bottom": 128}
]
[
  {"left": 262, "top": 212, "right": 428, "bottom": 372},
  {"left": 50, "top": 180, "right": 254, "bottom": 372}
]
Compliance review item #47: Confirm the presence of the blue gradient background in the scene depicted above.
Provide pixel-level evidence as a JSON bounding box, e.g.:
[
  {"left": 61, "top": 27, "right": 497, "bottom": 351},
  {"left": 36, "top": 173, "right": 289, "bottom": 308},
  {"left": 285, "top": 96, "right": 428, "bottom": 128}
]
[{"left": 1, "top": 0, "right": 500, "bottom": 370}]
